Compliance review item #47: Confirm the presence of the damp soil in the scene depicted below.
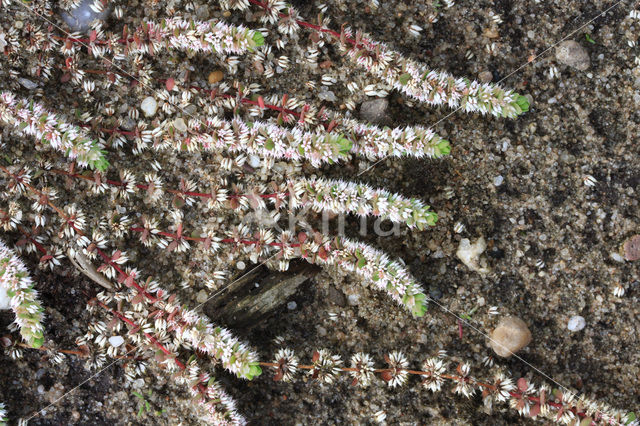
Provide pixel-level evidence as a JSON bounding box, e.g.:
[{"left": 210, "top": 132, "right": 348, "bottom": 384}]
[{"left": 1, "top": 0, "right": 639, "bottom": 425}]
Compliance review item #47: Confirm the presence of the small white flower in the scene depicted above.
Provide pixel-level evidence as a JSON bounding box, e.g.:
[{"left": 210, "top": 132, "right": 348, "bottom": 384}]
[
  {"left": 408, "top": 24, "right": 423, "bottom": 37},
  {"left": 372, "top": 410, "right": 386, "bottom": 424}
]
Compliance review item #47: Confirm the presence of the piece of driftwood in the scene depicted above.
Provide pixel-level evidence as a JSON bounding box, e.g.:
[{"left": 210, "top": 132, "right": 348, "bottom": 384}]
[{"left": 205, "top": 262, "right": 320, "bottom": 329}]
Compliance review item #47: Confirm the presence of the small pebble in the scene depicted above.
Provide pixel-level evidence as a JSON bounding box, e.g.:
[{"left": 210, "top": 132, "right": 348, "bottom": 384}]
[
  {"left": 347, "top": 293, "right": 360, "bottom": 306},
  {"left": 490, "top": 316, "right": 532, "bottom": 357},
  {"left": 359, "top": 98, "right": 389, "bottom": 124},
  {"left": 493, "top": 176, "right": 504, "bottom": 186},
  {"left": 622, "top": 235, "right": 640, "bottom": 261},
  {"left": 555, "top": 40, "right": 590, "bottom": 71},
  {"left": 196, "top": 290, "right": 208, "bottom": 304},
  {"left": 173, "top": 117, "right": 187, "bottom": 132},
  {"left": 60, "top": 0, "right": 112, "bottom": 32},
  {"left": 0, "top": 285, "right": 10, "bottom": 310},
  {"left": 108, "top": 336, "right": 124, "bottom": 347},
  {"left": 247, "top": 155, "right": 261, "bottom": 168},
  {"left": 567, "top": 315, "right": 586, "bottom": 332},
  {"left": 237, "top": 261, "right": 246, "bottom": 270},
  {"left": 140, "top": 96, "right": 158, "bottom": 117},
  {"left": 610, "top": 252, "right": 624, "bottom": 263},
  {"left": 429, "top": 287, "right": 442, "bottom": 300},
  {"left": 18, "top": 78, "right": 38, "bottom": 90},
  {"left": 208, "top": 70, "right": 224, "bottom": 84},
  {"left": 287, "top": 301, "right": 297, "bottom": 310},
  {"left": 37, "top": 385, "right": 45, "bottom": 394},
  {"left": 478, "top": 70, "right": 493, "bottom": 83}
]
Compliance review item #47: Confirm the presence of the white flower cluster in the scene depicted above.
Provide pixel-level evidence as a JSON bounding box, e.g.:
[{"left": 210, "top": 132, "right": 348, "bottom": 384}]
[
  {"left": 164, "top": 114, "right": 449, "bottom": 167},
  {"left": 147, "top": 18, "right": 264, "bottom": 56},
  {"left": 0, "top": 238, "right": 44, "bottom": 348},
  {"left": 169, "top": 307, "right": 261, "bottom": 380},
  {"left": 177, "top": 358, "right": 246, "bottom": 425},
  {"left": 342, "top": 33, "right": 529, "bottom": 118},
  {"left": 0, "top": 92, "right": 107, "bottom": 170},
  {"left": 317, "top": 237, "right": 427, "bottom": 317},
  {"left": 290, "top": 177, "right": 437, "bottom": 229},
  {"left": 339, "top": 116, "right": 450, "bottom": 159}
]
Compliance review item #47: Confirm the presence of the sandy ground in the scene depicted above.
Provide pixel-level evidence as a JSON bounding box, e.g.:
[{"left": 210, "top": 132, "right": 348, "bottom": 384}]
[{"left": 1, "top": 0, "right": 639, "bottom": 424}]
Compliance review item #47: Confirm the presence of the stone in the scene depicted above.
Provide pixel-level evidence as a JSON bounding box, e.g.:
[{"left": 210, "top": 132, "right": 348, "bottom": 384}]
[
  {"left": 622, "top": 235, "right": 640, "bottom": 261},
  {"left": 0, "top": 285, "right": 10, "bottom": 310},
  {"left": 287, "top": 301, "right": 297, "bottom": 310},
  {"left": 108, "top": 335, "right": 124, "bottom": 347},
  {"left": 347, "top": 293, "right": 360, "bottom": 306},
  {"left": 247, "top": 155, "right": 261, "bottom": 169},
  {"left": 555, "top": 40, "right": 590, "bottom": 71},
  {"left": 140, "top": 96, "right": 157, "bottom": 117},
  {"left": 60, "top": 0, "right": 112, "bottom": 32},
  {"left": 196, "top": 5, "right": 209, "bottom": 20},
  {"left": 567, "top": 315, "right": 586, "bottom": 332},
  {"left": 327, "top": 286, "right": 346, "bottom": 306},
  {"left": 478, "top": 70, "right": 493, "bottom": 83},
  {"left": 18, "top": 78, "right": 38, "bottom": 90},
  {"left": 208, "top": 70, "right": 224, "bottom": 84},
  {"left": 173, "top": 117, "right": 187, "bottom": 132},
  {"left": 359, "top": 98, "right": 389, "bottom": 124},
  {"left": 196, "top": 290, "right": 208, "bottom": 304},
  {"left": 456, "top": 237, "right": 490, "bottom": 274},
  {"left": 490, "top": 316, "right": 532, "bottom": 357}
]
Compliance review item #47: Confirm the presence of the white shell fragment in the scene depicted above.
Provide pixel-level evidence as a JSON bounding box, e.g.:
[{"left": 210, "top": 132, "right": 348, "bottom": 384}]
[
  {"left": 141, "top": 97, "right": 158, "bottom": 117},
  {"left": 108, "top": 335, "right": 125, "bottom": 347},
  {"left": 456, "top": 237, "right": 490, "bottom": 274},
  {"left": 567, "top": 315, "right": 586, "bottom": 332}
]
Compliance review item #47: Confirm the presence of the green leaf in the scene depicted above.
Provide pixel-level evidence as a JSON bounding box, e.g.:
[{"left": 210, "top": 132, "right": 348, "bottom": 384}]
[
  {"left": 335, "top": 136, "right": 352, "bottom": 155},
  {"left": 426, "top": 211, "right": 438, "bottom": 226},
  {"left": 435, "top": 139, "right": 450, "bottom": 157},
  {"left": 585, "top": 33, "right": 595, "bottom": 44},
  {"left": 625, "top": 412, "right": 637, "bottom": 425},
  {"left": 248, "top": 363, "right": 262, "bottom": 379},
  {"left": 398, "top": 73, "right": 412, "bottom": 85},
  {"left": 30, "top": 336, "right": 44, "bottom": 349},
  {"left": 132, "top": 391, "right": 144, "bottom": 399},
  {"left": 515, "top": 95, "right": 530, "bottom": 113},
  {"left": 264, "top": 138, "right": 275, "bottom": 150},
  {"left": 354, "top": 249, "right": 366, "bottom": 268},
  {"left": 252, "top": 31, "right": 265, "bottom": 47},
  {"left": 92, "top": 156, "right": 110, "bottom": 172}
]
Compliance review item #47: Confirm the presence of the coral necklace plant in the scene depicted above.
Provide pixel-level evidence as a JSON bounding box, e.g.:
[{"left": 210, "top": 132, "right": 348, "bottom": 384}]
[{"left": 0, "top": 0, "right": 635, "bottom": 424}]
